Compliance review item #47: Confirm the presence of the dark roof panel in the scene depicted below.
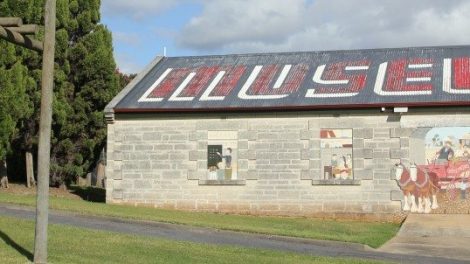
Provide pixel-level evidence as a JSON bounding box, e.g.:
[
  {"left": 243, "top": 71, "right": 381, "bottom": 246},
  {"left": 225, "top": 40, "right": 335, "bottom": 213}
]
[{"left": 111, "top": 46, "right": 470, "bottom": 112}]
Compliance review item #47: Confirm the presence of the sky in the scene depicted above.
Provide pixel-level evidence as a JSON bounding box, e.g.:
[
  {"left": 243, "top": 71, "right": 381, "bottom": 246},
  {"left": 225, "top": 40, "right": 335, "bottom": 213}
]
[{"left": 101, "top": 0, "right": 470, "bottom": 74}]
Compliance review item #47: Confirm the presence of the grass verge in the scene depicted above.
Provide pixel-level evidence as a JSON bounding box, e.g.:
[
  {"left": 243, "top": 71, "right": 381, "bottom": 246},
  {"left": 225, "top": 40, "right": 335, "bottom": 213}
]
[
  {"left": 0, "top": 215, "right": 387, "bottom": 264},
  {"left": 0, "top": 191, "right": 399, "bottom": 248}
]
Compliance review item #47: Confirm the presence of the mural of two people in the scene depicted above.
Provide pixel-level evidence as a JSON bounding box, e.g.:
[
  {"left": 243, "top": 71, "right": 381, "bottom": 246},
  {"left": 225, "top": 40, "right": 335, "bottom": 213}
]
[{"left": 207, "top": 141, "right": 237, "bottom": 180}]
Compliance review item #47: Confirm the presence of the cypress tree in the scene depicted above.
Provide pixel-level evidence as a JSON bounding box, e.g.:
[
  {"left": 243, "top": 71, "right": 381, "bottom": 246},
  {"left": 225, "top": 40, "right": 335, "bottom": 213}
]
[{"left": 0, "top": 0, "right": 121, "bottom": 186}]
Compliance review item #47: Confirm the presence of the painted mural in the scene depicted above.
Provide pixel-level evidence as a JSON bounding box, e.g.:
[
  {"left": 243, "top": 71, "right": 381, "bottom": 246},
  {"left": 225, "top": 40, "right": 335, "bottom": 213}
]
[
  {"left": 207, "top": 140, "right": 238, "bottom": 180},
  {"left": 320, "top": 129, "right": 353, "bottom": 180},
  {"left": 395, "top": 127, "right": 470, "bottom": 214}
]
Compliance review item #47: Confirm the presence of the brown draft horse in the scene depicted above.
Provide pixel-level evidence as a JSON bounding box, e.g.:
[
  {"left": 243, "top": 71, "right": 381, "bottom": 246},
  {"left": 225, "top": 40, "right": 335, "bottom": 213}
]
[{"left": 395, "top": 163, "right": 439, "bottom": 213}]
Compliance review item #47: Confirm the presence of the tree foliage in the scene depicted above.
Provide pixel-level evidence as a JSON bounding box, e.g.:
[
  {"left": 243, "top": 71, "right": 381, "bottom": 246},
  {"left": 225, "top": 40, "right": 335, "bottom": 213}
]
[{"left": 0, "top": 0, "right": 122, "bottom": 185}]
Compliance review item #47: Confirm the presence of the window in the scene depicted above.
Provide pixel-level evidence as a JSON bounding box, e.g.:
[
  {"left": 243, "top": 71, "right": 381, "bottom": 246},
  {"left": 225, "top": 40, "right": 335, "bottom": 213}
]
[{"left": 320, "top": 129, "right": 353, "bottom": 180}]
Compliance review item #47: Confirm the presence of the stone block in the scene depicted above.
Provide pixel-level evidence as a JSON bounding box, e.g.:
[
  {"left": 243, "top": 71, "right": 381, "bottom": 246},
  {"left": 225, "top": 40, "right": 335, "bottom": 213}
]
[
  {"left": 309, "top": 140, "right": 320, "bottom": 149},
  {"left": 110, "top": 169, "right": 123, "bottom": 180},
  {"left": 142, "top": 132, "right": 162, "bottom": 141},
  {"left": 134, "top": 180, "right": 152, "bottom": 189},
  {"left": 116, "top": 144, "right": 133, "bottom": 151},
  {"left": 400, "top": 138, "right": 410, "bottom": 148},
  {"left": 239, "top": 130, "right": 257, "bottom": 141},
  {"left": 238, "top": 160, "right": 248, "bottom": 170},
  {"left": 198, "top": 180, "right": 246, "bottom": 186},
  {"left": 309, "top": 149, "right": 321, "bottom": 159},
  {"left": 129, "top": 153, "right": 150, "bottom": 160},
  {"left": 309, "top": 159, "right": 321, "bottom": 169},
  {"left": 122, "top": 161, "right": 139, "bottom": 170},
  {"left": 169, "top": 152, "right": 187, "bottom": 160},
  {"left": 355, "top": 169, "right": 373, "bottom": 180},
  {"left": 353, "top": 159, "right": 364, "bottom": 169},
  {"left": 197, "top": 120, "right": 242, "bottom": 131},
  {"left": 373, "top": 128, "right": 390, "bottom": 138},
  {"left": 176, "top": 200, "right": 196, "bottom": 210},
  {"left": 135, "top": 144, "right": 153, "bottom": 151},
  {"left": 390, "top": 149, "right": 409, "bottom": 159},
  {"left": 300, "top": 130, "right": 313, "bottom": 140},
  {"left": 354, "top": 149, "right": 373, "bottom": 159},
  {"left": 189, "top": 150, "right": 205, "bottom": 161},
  {"left": 301, "top": 170, "right": 313, "bottom": 180},
  {"left": 353, "top": 138, "right": 364, "bottom": 148},
  {"left": 187, "top": 170, "right": 205, "bottom": 180},
  {"left": 279, "top": 132, "right": 300, "bottom": 140},
  {"left": 112, "top": 189, "right": 123, "bottom": 199},
  {"left": 390, "top": 190, "right": 404, "bottom": 201},
  {"left": 236, "top": 170, "right": 255, "bottom": 180},
  {"left": 189, "top": 131, "right": 207, "bottom": 141},
  {"left": 390, "top": 128, "right": 415, "bottom": 138},
  {"left": 169, "top": 134, "right": 188, "bottom": 141},
  {"left": 138, "top": 161, "right": 151, "bottom": 170},
  {"left": 112, "top": 151, "right": 123, "bottom": 161},
  {"left": 278, "top": 152, "right": 300, "bottom": 160},
  {"left": 354, "top": 128, "right": 373, "bottom": 139},
  {"left": 257, "top": 132, "right": 278, "bottom": 140},
  {"left": 301, "top": 149, "right": 310, "bottom": 160},
  {"left": 123, "top": 173, "right": 142, "bottom": 179},
  {"left": 124, "top": 134, "right": 142, "bottom": 142},
  {"left": 374, "top": 171, "right": 392, "bottom": 180},
  {"left": 238, "top": 140, "right": 249, "bottom": 150},
  {"left": 373, "top": 149, "right": 390, "bottom": 159}
]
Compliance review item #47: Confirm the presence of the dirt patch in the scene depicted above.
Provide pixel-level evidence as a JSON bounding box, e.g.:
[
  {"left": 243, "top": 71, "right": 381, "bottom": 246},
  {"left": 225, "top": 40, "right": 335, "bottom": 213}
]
[
  {"left": 431, "top": 190, "right": 470, "bottom": 214},
  {"left": 0, "top": 183, "right": 105, "bottom": 202}
]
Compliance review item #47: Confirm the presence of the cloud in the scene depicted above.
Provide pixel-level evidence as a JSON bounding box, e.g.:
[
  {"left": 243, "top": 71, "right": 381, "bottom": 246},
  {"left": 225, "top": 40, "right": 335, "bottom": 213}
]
[
  {"left": 101, "top": 0, "right": 185, "bottom": 19},
  {"left": 113, "top": 32, "right": 142, "bottom": 47},
  {"left": 176, "top": 0, "right": 470, "bottom": 53},
  {"left": 177, "top": 0, "right": 307, "bottom": 49},
  {"left": 114, "top": 52, "right": 143, "bottom": 74}
]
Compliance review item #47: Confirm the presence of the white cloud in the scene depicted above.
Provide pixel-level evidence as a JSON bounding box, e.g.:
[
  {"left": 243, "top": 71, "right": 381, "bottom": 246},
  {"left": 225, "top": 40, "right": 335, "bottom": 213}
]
[
  {"left": 101, "top": 0, "right": 185, "bottom": 19},
  {"left": 177, "top": 0, "right": 307, "bottom": 49},
  {"left": 113, "top": 32, "right": 142, "bottom": 47},
  {"left": 115, "top": 52, "right": 143, "bottom": 74},
  {"left": 176, "top": 0, "right": 470, "bottom": 53}
]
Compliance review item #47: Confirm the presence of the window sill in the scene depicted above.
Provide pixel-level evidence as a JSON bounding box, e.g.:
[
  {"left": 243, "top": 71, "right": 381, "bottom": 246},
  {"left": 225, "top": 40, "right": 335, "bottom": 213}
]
[
  {"left": 312, "top": 179, "right": 360, "bottom": 185},
  {"left": 198, "top": 180, "right": 246, "bottom": 186}
]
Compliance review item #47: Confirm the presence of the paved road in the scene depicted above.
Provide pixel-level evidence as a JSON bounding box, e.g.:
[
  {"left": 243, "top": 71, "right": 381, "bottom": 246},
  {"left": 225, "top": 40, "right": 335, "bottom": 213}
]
[{"left": 0, "top": 204, "right": 465, "bottom": 264}]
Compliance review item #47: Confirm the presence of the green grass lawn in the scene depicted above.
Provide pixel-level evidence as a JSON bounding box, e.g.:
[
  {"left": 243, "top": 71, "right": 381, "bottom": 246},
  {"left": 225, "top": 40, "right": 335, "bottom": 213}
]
[
  {"left": 0, "top": 191, "right": 400, "bottom": 248},
  {"left": 0, "top": 216, "right": 386, "bottom": 264}
]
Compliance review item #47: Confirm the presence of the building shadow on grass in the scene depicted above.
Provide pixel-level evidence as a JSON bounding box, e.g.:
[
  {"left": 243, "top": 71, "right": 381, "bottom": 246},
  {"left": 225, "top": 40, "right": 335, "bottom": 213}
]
[
  {"left": 0, "top": 230, "right": 33, "bottom": 261},
  {"left": 68, "top": 186, "right": 106, "bottom": 203}
]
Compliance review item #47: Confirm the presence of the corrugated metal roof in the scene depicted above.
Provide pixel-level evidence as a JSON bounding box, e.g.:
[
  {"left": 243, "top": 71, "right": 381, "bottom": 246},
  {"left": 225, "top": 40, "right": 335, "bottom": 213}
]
[{"left": 109, "top": 45, "right": 470, "bottom": 113}]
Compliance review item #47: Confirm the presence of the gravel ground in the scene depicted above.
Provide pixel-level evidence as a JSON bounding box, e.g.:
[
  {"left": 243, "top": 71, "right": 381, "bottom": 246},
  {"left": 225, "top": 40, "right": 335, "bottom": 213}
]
[{"left": 431, "top": 190, "right": 470, "bottom": 214}]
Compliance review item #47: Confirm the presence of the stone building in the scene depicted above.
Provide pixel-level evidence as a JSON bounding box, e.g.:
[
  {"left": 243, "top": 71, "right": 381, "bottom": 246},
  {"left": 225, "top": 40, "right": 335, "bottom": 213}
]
[{"left": 104, "top": 46, "right": 470, "bottom": 217}]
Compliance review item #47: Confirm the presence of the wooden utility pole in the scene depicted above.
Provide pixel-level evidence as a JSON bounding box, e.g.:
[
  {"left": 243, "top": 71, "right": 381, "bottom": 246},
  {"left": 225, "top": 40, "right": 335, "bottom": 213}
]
[
  {"left": 34, "top": 0, "right": 56, "bottom": 263},
  {"left": 0, "top": 2, "right": 56, "bottom": 264},
  {"left": 0, "top": 21, "right": 43, "bottom": 52}
]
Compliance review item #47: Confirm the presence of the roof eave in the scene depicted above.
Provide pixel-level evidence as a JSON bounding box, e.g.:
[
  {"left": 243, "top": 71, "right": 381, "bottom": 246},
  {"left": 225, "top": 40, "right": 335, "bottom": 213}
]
[{"left": 104, "top": 56, "right": 164, "bottom": 123}]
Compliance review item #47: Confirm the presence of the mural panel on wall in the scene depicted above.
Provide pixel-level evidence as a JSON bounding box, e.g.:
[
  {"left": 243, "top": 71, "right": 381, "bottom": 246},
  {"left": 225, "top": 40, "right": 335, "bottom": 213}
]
[
  {"left": 320, "top": 129, "right": 353, "bottom": 180},
  {"left": 207, "top": 141, "right": 238, "bottom": 180},
  {"left": 395, "top": 127, "right": 470, "bottom": 214}
]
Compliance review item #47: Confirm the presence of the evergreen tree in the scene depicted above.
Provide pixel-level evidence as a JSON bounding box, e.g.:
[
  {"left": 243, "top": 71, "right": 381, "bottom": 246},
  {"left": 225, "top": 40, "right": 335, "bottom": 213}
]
[
  {"left": 0, "top": 0, "right": 121, "bottom": 186},
  {"left": 0, "top": 0, "right": 41, "bottom": 179}
]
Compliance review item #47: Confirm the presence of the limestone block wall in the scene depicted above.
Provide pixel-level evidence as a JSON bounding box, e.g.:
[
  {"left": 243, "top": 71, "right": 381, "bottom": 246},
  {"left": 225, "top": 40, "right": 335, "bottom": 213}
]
[{"left": 105, "top": 111, "right": 463, "bottom": 216}]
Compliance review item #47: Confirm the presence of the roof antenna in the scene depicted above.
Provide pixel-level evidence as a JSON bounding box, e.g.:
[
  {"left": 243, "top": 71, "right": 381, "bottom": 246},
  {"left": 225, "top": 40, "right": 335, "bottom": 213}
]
[{"left": 163, "top": 46, "right": 167, "bottom": 57}]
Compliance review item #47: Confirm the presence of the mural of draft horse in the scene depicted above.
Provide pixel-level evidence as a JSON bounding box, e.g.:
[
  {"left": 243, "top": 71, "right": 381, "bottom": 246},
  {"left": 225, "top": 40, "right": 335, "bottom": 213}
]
[{"left": 395, "top": 163, "right": 440, "bottom": 214}]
